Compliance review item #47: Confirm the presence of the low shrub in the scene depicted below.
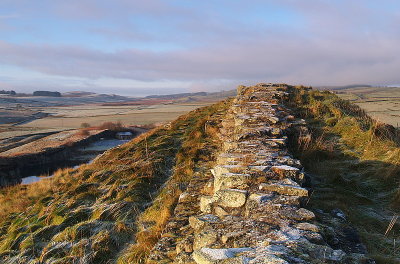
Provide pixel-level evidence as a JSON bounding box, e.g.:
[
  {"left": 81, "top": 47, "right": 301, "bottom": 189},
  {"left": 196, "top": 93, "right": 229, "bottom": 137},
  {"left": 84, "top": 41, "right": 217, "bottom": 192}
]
[
  {"left": 99, "top": 122, "right": 124, "bottom": 131},
  {"left": 76, "top": 129, "right": 90, "bottom": 137}
]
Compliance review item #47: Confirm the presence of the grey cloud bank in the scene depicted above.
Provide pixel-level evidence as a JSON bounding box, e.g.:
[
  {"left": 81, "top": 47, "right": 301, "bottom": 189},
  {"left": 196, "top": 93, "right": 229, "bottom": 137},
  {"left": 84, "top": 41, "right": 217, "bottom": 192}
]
[{"left": 0, "top": 0, "right": 399, "bottom": 95}]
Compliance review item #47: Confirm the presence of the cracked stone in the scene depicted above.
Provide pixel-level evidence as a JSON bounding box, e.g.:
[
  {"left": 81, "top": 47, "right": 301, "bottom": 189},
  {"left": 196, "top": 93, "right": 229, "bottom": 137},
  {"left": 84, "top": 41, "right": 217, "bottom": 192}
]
[
  {"left": 271, "top": 165, "right": 299, "bottom": 179},
  {"left": 214, "top": 173, "right": 250, "bottom": 192},
  {"left": 214, "top": 189, "right": 248, "bottom": 208},
  {"left": 194, "top": 226, "right": 218, "bottom": 250},
  {"left": 259, "top": 183, "right": 308, "bottom": 197},
  {"left": 200, "top": 196, "right": 214, "bottom": 214},
  {"left": 189, "top": 214, "right": 220, "bottom": 231},
  {"left": 193, "top": 247, "right": 253, "bottom": 264}
]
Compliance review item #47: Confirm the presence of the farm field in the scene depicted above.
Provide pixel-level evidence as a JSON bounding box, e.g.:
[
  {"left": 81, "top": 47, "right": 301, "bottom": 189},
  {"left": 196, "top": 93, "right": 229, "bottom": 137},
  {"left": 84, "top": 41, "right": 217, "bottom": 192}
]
[
  {"left": 0, "top": 91, "right": 232, "bottom": 140},
  {"left": 0, "top": 127, "right": 62, "bottom": 140},
  {"left": 0, "top": 92, "right": 227, "bottom": 186},
  {"left": 22, "top": 103, "right": 213, "bottom": 129},
  {"left": 330, "top": 86, "right": 400, "bottom": 127}
]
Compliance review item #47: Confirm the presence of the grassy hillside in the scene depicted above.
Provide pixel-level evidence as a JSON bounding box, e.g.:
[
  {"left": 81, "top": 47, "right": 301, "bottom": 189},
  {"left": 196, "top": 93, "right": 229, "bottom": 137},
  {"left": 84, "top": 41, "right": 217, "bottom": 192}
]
[
  {"left": 2, "top": 84, "right": 399, "bottom": 263},
  {"left": 331, "top": 86, "right": 400, "bottom": 127},
  {"left": 0, "top": 99, "right": 230, "bottom": 263},
  {"left": 285, "top": 86, "right": 400, "bottom": 263}
]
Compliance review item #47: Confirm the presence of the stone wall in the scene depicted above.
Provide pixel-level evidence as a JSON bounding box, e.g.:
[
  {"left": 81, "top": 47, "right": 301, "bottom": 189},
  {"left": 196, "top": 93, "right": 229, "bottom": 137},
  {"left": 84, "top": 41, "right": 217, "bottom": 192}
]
[{"left": 149, "top": 84, "right": 373, "bottom": 264}]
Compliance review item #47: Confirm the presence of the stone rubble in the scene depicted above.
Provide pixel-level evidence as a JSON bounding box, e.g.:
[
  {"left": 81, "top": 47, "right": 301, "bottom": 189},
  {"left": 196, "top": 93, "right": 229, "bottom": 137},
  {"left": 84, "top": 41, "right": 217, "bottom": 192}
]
[{"left": 148, "top": 83, "right": 374, "bottom": 264}]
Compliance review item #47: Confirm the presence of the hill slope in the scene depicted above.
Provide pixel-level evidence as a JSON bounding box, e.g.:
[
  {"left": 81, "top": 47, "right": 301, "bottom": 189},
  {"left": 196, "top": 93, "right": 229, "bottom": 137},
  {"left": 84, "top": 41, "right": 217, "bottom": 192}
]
[
  {"left": 1, "top": 84, "right": 398, "bottom": 263},
  {"left": 0, "top": 100, "right": 229, "bottom": 263}
]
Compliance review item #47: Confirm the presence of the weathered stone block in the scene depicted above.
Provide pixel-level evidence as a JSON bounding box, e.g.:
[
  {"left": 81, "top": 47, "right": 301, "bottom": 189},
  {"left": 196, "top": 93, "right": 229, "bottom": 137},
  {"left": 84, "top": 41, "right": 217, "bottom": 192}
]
[
  {"left": 237, "top": 85, "right": 247, "bottom": 96},
  {"left": 267, "top": 116, "right": 280, "bottom": 124},
  {"left": 193, "top": 247, "right": 253, "bottom": 264},
  {"left": 271, "top": 165, "right": 299, "bottom": 179},
  {"left": 294, "top": 208, "right": 316, "bottom": 221},
  {"left": 248, "top": 245, "right": 289, "bottom": 264},
  {"left": 303, "top": 231, "right": 325, "bottom": 245},
  {"left": 189, "top": 214, "right": 220, "bottom": 231},
  {"left": 176, "top": 236, "right": 194, "bottom": 254},
  {"left": 214, "top": 206, "right": 229, "bottom": 218},
  {"left": 248, "top": 166, "right": 269, "bottom": 173},
  {"left": 276, "top": 156, "right": 302, "bottom": 168},
  {"left": 270, "top": 128, "right": 282, "bottom": 136},
  {"left": 221, "top": 231, "right": 246, "bottom": 244},
  {"left": 200, "top": 196, "right": 214, "bottom": 214},
  {"left": 178, "top": 192, "right": 191, "bottom": 203},
  {"left": 296, "top": 222, "right": 319, "bottom": 232},
  {"left": 214, "top": 173, "right": 250, "bottom": 192},
  {"left": 234, "top": 115, "right": 251, "bottom": 127},
  {"left": 214, "top": 165, "right": 247, "bottom": 176},
  {"left": 249, "top": 255, "right": 289, "bottom": 264},
  {"left": 193, "top": 227, "right": 218, "bottom": 250},
  {"left": 217, "top": 153, "right": 246, "bottom": 164},
  {"left": 301, "top": 242, "right": 346, "bottom": 262},
  {"left": 248, "top": 193, "right": 274, "bottom": 204},
  {"left": 214, "top": 189, "right": 248, "bottom": 208},
  {"left": 222, "top": 141, "right": 238, "bottom": 151},
  {"left": 259, "top": 183, "right": 308, "bottom": 197}
]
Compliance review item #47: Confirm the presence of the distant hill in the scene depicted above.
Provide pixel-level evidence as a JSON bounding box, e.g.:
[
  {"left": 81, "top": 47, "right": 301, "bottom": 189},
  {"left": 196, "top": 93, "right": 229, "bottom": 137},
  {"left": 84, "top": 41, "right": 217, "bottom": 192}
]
[
  {"left": 33, "top": 91, "right": 62, "bottom": 97},
  {"left": 1, "top": 90, "right": 236, "bottom": 107},
  {"left": 62, "top": 91, "right": 96, "bottom": 97},
  {"left": 140, "top": 90, "right": 236, "bottom": 103},
  {"left": 316, "top": 84, "right": 372, "bottom": 91},
  {"left": 145, "top": 92, "right": 207, "bottom": 100},
  {"left": 0, "top": 90, "right": 16, "bottom": 96}
]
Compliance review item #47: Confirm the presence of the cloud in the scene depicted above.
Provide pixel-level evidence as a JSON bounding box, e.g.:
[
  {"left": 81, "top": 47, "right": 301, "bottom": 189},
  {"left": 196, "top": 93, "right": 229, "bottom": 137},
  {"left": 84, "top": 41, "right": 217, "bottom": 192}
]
[
  {"left": 0, "top": 0, "right": 400, "bottom": 94},
  {"left": 0, "top": 30, "right": 399, "bottom": 86}
]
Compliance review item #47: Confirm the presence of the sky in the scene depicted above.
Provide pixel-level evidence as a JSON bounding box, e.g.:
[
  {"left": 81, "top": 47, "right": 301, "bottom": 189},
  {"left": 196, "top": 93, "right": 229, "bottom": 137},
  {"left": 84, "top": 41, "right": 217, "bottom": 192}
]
[{"left": 0, "top": 0, "right": 399, "bottom": 96}]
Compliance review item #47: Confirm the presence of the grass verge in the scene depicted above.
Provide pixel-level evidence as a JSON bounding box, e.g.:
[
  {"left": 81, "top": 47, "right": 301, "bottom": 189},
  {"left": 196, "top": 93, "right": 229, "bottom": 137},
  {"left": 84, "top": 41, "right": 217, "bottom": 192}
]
[
  {"left": 116, "top": 100, "right": 229, "bottom": 263},
  {"left": 285, "top": 86, "right": 400, "bottom": 263}
]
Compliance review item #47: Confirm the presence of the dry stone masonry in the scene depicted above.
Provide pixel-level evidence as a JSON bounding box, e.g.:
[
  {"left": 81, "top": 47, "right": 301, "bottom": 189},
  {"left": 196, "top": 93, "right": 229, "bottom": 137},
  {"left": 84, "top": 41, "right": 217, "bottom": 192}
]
[{"left": 149, "top": 84, "right": 373, "bottom": 264}]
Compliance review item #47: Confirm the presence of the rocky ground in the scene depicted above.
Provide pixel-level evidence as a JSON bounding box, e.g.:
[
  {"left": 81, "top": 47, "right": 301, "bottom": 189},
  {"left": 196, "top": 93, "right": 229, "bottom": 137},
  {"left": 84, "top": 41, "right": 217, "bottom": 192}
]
[{"left": 148, "top": 84, "right": 374, "bottom": 264}]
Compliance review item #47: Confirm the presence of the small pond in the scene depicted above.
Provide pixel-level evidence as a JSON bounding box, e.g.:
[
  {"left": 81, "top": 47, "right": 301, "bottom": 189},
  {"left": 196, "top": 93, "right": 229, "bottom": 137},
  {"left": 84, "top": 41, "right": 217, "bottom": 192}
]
[{"left": 20, "top": 138, "right": 129, "bottom": 185}]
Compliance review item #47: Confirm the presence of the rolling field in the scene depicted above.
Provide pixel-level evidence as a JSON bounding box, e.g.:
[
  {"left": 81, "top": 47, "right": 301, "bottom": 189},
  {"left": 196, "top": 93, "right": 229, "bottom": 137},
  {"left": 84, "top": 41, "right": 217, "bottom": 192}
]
[
  {"left": 333, "top": 86, "right": 400, "bottom": 127},
  {"left": 0, "top": 90, "right": 234, "bottom": 162},
  {"left": 0, "top": 91, "right": 231, "bottom": 140},
  {"left": 20, "top": 103, "right": 214, "bottom": 129}
]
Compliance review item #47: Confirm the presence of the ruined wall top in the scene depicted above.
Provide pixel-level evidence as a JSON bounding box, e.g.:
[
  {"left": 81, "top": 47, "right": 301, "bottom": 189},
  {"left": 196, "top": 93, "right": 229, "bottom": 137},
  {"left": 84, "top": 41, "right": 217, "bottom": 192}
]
[{"left": 149, "top": 84, "right": 372, "bottom": 264}]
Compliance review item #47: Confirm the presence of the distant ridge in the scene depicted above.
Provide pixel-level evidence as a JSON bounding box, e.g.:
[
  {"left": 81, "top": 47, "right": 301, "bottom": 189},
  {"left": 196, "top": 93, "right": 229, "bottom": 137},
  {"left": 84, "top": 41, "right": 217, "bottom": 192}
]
[
  {"left": 145, "top": 91, "right": 207, "bottom": 99},
  {"left": 317, "top": 84, "right": 372, "bottom": 90},
  {"left": 33, "top": 91, "right": 61, "bottom": 97}
]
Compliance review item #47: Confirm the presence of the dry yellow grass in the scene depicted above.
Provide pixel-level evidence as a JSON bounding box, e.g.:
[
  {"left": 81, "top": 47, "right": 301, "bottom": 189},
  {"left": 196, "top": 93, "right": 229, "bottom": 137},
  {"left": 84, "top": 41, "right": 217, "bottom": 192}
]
[
  {"left": 0, "top": 168, "right": 73, "bottom": 219},
  {"left": 117, "top": 100, "right": 230, "bottom": 264}
]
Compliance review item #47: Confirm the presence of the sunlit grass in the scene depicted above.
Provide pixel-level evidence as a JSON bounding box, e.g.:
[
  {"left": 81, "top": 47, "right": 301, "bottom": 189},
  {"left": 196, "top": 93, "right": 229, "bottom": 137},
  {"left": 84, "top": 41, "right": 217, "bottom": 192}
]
[{"left": 0, "top": 98, "right": 230, "bottom": 263}]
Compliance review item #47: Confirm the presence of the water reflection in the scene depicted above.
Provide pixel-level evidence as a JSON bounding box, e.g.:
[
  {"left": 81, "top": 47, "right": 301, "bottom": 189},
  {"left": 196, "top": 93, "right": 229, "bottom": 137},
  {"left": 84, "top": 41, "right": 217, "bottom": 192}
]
[{"left": 20, "top": 139, "right": 128, "bottom": 185}]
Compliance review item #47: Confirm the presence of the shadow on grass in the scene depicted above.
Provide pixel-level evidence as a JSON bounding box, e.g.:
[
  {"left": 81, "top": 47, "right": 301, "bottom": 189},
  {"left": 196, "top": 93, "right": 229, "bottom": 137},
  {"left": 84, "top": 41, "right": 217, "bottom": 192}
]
[{"left": 287, "top": 123, "right": 400, "bottom": 264}]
